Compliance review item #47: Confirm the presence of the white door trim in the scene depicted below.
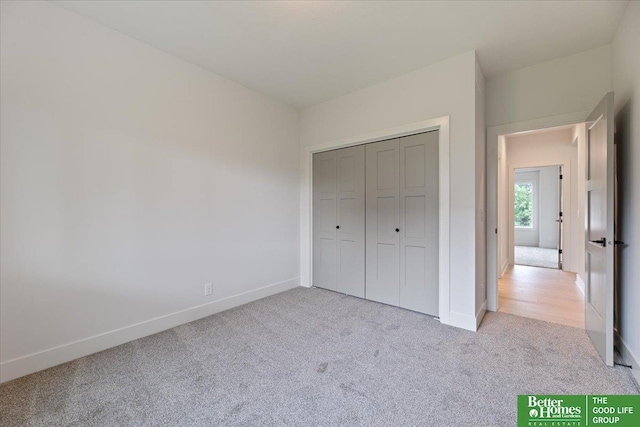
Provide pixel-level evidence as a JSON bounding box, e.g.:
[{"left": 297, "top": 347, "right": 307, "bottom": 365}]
[
  {"left": 300, "top": 116, "right": 451, "bottom": 326},
  {"left": 486, "top": 111, "right": 589, "bottom": 312}
]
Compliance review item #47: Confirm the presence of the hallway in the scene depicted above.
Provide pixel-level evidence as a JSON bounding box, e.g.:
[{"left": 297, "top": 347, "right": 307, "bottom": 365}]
[{"left": 498, "top": 265, "right": 584, "bottom": 329}]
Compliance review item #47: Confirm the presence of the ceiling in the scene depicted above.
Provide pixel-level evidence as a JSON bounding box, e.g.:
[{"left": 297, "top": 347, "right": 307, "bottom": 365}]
[{"left": 54, "top": 1, "right": 629, "bottom": 108}]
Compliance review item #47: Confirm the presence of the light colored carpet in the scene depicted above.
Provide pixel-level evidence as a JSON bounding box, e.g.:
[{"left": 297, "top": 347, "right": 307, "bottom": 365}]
[
  {"left": 515, "top": 245, "right": 559, "bottom": 269},
  {"left": 1, "top": 287, "right": 637, "bottom": 426}
]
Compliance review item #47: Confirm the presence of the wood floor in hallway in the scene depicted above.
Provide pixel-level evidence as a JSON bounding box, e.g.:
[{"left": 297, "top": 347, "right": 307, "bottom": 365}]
[{"left": 498, "top": 265, "right": 585, "bottom": 329}]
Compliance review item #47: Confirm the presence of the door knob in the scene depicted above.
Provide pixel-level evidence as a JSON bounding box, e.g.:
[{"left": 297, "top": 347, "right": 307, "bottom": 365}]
[
  {"left": 336, "top": 225, "right": 340, "bottom": 229},
  {"left": 395, "top": 228, "right": 400, "bottom": 232},
  {"left": 590, "top": 237, "right": 606, "bottom": 247}
]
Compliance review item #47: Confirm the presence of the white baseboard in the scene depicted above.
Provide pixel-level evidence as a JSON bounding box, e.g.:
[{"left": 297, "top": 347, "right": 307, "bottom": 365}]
[
  {"left": 616, "top": 332, "right": 640, "bottom": 388},
  {"left": 0, "top": 277, "right": 300, "bottom": 384},
  {"left": 446, "top": 308, "right": 482, "bottom": 332},
  {"left": 476, "top": 300, "right": 487, "bottom": 330},
  {"left": 500, "top": 258, "right": 509, "bottom": 277},
  {"left": 575, "top": 275, "right": 585, "bottom": 296}
]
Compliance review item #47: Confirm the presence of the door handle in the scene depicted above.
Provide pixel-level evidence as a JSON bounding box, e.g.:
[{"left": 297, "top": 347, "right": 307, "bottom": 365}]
[
  {"left": 395, "top": 228, "right": 400, "bottom": 232},
  {"left": 336, "top": 225, "right": 340, "bottom": 229},
  {"left": 590, "top": 237, "right": 606, "bottom": 247}
]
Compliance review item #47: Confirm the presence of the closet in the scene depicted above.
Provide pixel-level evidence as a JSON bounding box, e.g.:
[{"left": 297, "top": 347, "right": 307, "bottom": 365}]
[{"left": 312, "top": 131, "right": 439, "bottom": 316}]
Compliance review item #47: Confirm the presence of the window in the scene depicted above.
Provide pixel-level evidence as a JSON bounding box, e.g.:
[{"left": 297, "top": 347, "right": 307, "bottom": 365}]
[{"left": 514, "top": 181, "right": 534, "bottom": 228}]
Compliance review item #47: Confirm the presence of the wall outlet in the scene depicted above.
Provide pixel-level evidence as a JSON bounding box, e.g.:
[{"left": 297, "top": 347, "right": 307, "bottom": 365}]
[{"left": 204, "top": 283, "right": 213, "bottom": 296}]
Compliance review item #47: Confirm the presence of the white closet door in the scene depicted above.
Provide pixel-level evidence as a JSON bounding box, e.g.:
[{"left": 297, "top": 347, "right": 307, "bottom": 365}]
[
  {"left": 365, "top": 139, "right": 400, "bottom": 306},
  {"left": 312, "top": 151, "right": 337, "bottom": 291},
  {"left": 336, "top": 146, "right": 365, "bottom": 297},
  {"left": 399, "top": 131, "right": 439, "bottom": 315}
]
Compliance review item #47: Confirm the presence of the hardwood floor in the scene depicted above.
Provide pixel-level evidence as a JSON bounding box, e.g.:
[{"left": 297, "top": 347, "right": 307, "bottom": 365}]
[{"left": 498, "top": 265, "right": 585, "bottom": 329}]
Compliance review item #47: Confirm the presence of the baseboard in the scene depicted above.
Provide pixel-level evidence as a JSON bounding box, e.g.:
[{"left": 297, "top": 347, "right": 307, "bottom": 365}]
[
  {"left": 615, "top": 332, "right": 640, "bottom": 388},
  {"left": 476, "top": 300, "right": 487, "bottom": 329},
  {"left": 446, "top": 310, "right": 480, "bottom": 332},
  {"left": 575, "top": 275, "right": 585, "bottom": 296},
  {"left": 0, "top": 277, "right": 300, "bottom": 384},
  {"left": 500, "top": 258, "right": 509, "bottom": 277}
]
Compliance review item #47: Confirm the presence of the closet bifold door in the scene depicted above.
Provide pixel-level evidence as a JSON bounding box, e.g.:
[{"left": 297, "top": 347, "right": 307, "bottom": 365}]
[
  {"left": 312, "top": 146, "right": 365, "bottom": 297},
  {"left": 365, "top": 139, "right": 401, "bottom": 306},
  {"left": 399, "top": 131, "right": 439, "bottom": 316},
  {"left": 313, "top": 150, "right": 337, "bottom": 291},
  {"left": 335, "top": 146, "right": 365, "bottom": 297}
]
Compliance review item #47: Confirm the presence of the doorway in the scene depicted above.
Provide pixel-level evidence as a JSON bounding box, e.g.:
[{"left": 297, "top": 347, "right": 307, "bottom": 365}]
[
  {"left": 495, "top": 124, "right": 586, "bottom": 329},
  {"left": 513, "top": 165, "right": 562, "bottom": 270}
]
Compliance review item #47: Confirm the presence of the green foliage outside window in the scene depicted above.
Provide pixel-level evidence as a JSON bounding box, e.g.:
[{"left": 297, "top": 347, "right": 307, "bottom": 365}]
[{"left": 514, "top": 182, "right": 533, "bottom": 227}]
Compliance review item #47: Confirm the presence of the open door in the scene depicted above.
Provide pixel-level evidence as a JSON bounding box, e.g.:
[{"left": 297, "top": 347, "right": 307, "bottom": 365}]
[
  {"left": 557, "top": 165, "right": 563, "bottom": 270},
  {"left": 585, "top": 92, "right": 615, "bottom": 366}
]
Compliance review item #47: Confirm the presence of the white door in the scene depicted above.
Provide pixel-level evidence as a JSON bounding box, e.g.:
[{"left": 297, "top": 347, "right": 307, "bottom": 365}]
[
  {"left": 312, "top": 150, "right": 337, "bottom": 291},
  {"left": 336, "top": 146, "right": 365, "bottom": 297},
  {"left": 399, "top": 132, "right": 439, "bottom": 315},
  {"left": 365, "top": 138, "right": 400, "bottom": 306},
  {"left": 585, "top": 92, "right": 615, "bottom": 366}
]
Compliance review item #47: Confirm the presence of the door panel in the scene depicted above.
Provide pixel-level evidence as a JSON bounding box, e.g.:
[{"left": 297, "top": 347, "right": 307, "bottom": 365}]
[
  {"left": 313, "top": 151, "right": 337, "bottom": 291},
  {"left": 336, "top": 146, "right": 365, "bottom": 297},
  {"left": 376, "top": 149, "right": 396, "bottom": 190},
  {"left": 376, "top": 243, "right": 397, "bottom": 285},
  {"left": 405, "top": 196, "right": 426, "bottom": 238},
  {"left": 377, "top": 197, "right": 396, "bottom": 236},
  {"left": 404, "top": 144, "right": 426, "bottom": 188},
  {"left": 366, "top": 139, "right": 400, "bottom": 306},
  {"left": 339, "top": 155, "right": 356, "bottom": 192},
  {"left": 399, "top": 131, "right": 439, "bottom": 315},
  {"left": 339, "top": 198, "right": 356, "bottom": 233},
  {"left": 320, "top": 199, "right": 336, "bottom": 233},
  {"left": 585, "top": 92, "right": 615, "bottom": 366}
]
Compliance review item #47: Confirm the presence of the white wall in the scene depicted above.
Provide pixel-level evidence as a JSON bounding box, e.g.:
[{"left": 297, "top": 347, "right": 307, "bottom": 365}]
[
  {"left": 571, "top": 123, "right": 586, "bottom": 285},
  {"left": 486, "top": 45, "right": 612, "bottom": 127},
  {"left": 505, "top": 128, "right": 578, "bottom": 272},
  {"left": 300, "top": 51, "right": 480, "bottom": 329},
  {"left": 611, "top": 0, "right": 640, "bottom": 384},
  {"left": 538, "top": 166, "right": 560, "bottom": 250},
  {"left": 0, "top": 1, "right": 300, "bottom": 382}
]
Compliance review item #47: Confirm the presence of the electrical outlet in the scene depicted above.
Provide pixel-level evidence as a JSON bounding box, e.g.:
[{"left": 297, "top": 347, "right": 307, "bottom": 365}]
[{"left": 204, "top": 283, "right": 213, "bottom": 296}]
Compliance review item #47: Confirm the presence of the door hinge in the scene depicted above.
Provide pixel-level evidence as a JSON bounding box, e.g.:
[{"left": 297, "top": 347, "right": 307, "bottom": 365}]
[
  {"left": 558, "top": 249, "right": 563, "bottom": 254},
  {"left": 559, "top": 211, "right": 563, "bottom": 217},
  {"left": 495, "top": 228, "right": 498, "bottom": 234},
  {"left": 559, "top": 174, "right": 563, "bottom": 179}
]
